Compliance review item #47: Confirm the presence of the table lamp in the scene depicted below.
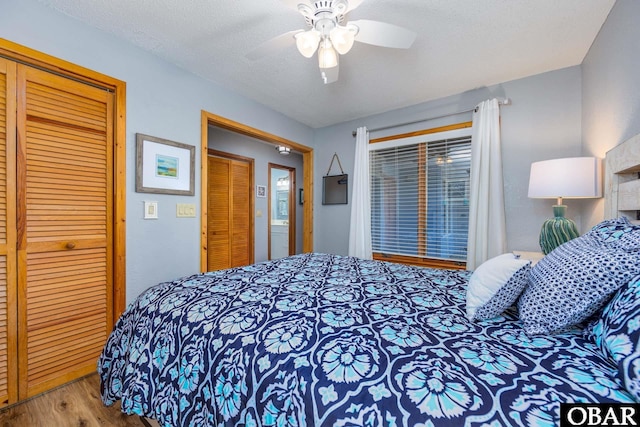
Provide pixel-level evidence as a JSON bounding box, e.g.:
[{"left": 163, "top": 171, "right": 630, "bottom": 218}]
[{"left": 528, "top": 157, "right": 602, "bottom": 254}]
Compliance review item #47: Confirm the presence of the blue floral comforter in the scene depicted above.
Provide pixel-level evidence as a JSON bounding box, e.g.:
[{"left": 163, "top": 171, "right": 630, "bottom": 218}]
[{"left": 99, "top": 253, "right": 634, "bottom": 426}]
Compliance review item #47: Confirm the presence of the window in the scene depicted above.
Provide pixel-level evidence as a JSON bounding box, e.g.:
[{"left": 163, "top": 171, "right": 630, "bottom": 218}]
[{"left": 370, "top": 126, "right": 472, "bottom": 265}]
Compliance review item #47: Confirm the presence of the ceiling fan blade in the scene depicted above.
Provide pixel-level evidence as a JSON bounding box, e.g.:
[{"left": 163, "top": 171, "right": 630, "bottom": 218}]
[
  {"left": 320, "top": 64, "right": 339, "bottom": 84},
  {"left": 246, "top": 30, "right": 302, "bottom": 60},
  {"left": 349, "top": 19, "right": 416, "bottom": 49}
]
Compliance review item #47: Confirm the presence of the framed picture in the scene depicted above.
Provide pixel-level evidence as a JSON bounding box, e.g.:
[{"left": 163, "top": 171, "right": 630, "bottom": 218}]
[
  {"left": 136, "top": 134, "right": 195, "bottom": 196},
  {"left": 256, "top": 185, "right": 266, "bottom": 198}
]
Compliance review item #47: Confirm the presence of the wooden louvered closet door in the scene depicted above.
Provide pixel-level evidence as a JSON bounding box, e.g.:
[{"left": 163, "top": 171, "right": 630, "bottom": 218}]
[
  {"left": 16, "top": 65, "right": 113, "bottom": 399},
  {"left": 207, "top": 155, "right": 252, "bottom": 271}
]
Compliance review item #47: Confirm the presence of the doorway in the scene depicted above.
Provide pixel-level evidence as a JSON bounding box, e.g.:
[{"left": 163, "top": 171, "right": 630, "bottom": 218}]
[
  {"left": 200, "top": 112, "right": 314, "bottom": 273},
  {"left": 269, "top": 164, "right": 296, "bottom": 260}
]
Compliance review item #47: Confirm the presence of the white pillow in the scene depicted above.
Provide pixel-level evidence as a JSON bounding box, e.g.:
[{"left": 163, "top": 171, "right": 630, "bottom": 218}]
[{"left": 466, "top": 253, "right": 531, "bottom": 321}]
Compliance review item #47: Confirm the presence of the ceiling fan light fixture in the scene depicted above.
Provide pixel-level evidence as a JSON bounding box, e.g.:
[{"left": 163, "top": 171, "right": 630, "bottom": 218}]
[
  {"left": 330, "top": 25, "right": 357, "bottom": 54},
  {"left": 318, "top": 39, "right": 338, "bottom": 68},
  {"left": 295, "top": 30, "right": 320, "bottom": 58}
]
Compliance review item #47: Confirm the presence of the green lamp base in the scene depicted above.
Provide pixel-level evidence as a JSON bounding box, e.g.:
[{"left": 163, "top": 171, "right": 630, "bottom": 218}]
[{"left": 539, "top": 205, "right": 579, "bottom": 255}]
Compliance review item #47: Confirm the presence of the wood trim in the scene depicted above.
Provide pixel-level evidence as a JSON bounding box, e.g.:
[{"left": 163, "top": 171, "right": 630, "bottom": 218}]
[
  {"left": 369, "top": 122, "right": 473, "bottom": 144},
  {"left": 373, "top": 253, "right": 466, "bottom": 270},
  {"left": 113, "top": 79, "right": 126, "bottom": 320},
  {"left": 200, "top": 112, "right": 314, "bottom": 272},
  {"left": 302, "top": 150, "right": 313, "bottom": 252},
  {"left": 208, "top": 148, "right": 254, "bottom": 164},
  {"left": 0, "top": 39, "right": 122, "bottom": 92},
  {"left": 200, "top": 112, "right": 209, "bottom": 273},
  {"left": 2, "top": 58, "right": 18, "bottom": 406}
]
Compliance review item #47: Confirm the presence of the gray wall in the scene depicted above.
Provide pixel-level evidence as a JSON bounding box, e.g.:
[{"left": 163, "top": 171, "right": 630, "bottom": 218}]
[
  {"left": 0, "top": 0, "right": 314, "bottom": 303},
  {"left": 207, "top": 127, "right": 304, "bottom": 262},
  {"left": 581, "top": 0, "right": 640, "bottom": 228},
  {"left": 313, "top": 66, "right": 584, "bottom": 255}
]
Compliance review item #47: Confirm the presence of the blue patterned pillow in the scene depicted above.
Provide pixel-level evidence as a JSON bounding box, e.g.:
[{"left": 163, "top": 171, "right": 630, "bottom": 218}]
[
  {"left": 590, "top": 216, "right": 640, "bottom": 249},
  {"left": 585, "top": 276, "right": 640, "bottom": 400},
  {"left": 466, "top": 253, "right": 531, "bottom": 321},
  {"left": 518, "top": 223, "right": 640, "bottom": 336}
]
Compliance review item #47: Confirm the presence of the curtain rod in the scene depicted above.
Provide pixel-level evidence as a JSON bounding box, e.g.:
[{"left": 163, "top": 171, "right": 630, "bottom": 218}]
[{"left": 351, "top": 98, "right": 511, "bottom": 137}]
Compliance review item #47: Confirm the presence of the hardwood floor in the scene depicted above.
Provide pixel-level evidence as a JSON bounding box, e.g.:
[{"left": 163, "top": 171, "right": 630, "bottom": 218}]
[{"left": 0, "top": 373, "right": 146, "bottom": 427}]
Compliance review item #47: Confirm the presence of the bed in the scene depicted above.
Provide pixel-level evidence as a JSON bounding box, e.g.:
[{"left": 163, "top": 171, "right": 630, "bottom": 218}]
[{"left": 99, "top": 135, "right": 640, "bottom": 426}]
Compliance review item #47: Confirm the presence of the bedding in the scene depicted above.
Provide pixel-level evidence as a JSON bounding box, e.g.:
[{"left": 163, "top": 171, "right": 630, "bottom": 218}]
[
  {"left": 99, "top": 253, "right": 636, "bottom": 427},
  {"left": 518, "top": 217, "right": 640, "bottom": 336},
  {"left": 465, "top": 253, "right": 531, "bottom": 321},
  {"left": 585, "top": 275, "right": 640, "bottom": 401}
]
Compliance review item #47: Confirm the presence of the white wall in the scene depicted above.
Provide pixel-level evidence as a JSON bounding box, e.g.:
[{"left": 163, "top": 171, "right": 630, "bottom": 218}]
[
  {"left": 0, "top": 0, "right": 314, "bottom": 303},
  {"left": 313, "top": 67, "right": 584, "bottom": 256},
  {"left": 581, "top": 0, "right": 640, "bottom": 228}
]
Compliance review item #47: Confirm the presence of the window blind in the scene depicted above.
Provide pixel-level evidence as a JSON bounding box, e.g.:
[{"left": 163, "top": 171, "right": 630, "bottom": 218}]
[{"left": 370, "top": 135, "right": 471, "bottom": 261}]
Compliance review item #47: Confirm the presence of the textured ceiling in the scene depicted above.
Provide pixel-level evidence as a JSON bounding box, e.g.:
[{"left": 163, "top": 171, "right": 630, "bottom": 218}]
[{"left": 36, "top": 0, "right": 615, "bottom": 128}]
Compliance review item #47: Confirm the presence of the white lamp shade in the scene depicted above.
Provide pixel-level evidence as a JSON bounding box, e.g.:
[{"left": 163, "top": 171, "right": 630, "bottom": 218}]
[
  {"left": 295, "top": 30, "right": 320, "bottom": 58},
  {"left": 318, "top": 39, "right": 338, "bottom": 68},
  {"left": 528, "top": 157, "right": 602, "bottom": 199},
  {"left": 330, "top": 25, "right": 356, "bottom": 55}
]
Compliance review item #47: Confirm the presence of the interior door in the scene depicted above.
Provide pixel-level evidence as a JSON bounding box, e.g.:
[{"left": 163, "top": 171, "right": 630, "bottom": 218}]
[
  {"left": 268, "top": 164, "right": 295, "bottom": 260},
  {"left": 207, "top": 153, "right": 253, "bottom": 271},
  {"left": 17, "top": 65, "right": 114, "bottom": 398}
]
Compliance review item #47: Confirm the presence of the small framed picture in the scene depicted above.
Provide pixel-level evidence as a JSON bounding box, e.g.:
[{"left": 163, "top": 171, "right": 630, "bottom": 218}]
[{"left": 256, "top": 185, "right": 266, "bottom": 198}]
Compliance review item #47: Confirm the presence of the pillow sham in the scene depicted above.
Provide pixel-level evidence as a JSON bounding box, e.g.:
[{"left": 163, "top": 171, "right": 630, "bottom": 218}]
[
  {"left": 518, "top": 223, "right": 640, "bottom": 336},
  {"left": 466, "top": 253, "right": 531, "bottom": 321},
  {"left": 590, "top": 216, "right": 640, "bottom": 249},
  {"left": 584, "top": 275, "right": 640, "bottom": 401}
]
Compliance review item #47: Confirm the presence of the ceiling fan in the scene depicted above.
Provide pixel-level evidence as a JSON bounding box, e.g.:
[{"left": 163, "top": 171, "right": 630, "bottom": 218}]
[{"left": 247, "top": 0, "right": 417, "bottom": 84}]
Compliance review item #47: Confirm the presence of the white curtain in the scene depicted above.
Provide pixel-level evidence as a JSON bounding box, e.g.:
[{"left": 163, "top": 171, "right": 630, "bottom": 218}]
[
  {"left": 466, "top": 99, "right": 507, "bottom": 270},
  {"left": 348, "top": 126, "right": 373, "bottom": 259}
]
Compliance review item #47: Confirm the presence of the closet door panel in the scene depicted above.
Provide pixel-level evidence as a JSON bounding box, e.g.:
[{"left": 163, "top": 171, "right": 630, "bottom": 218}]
[
  {"left": 0, "top": 58, "right": 17, "bottom": 407},
  {"left": 230, "top": 161, "right": 250, "bottom": 267},
  {"left": 208, "top": 156, "right": 231, "bottom": 271},
  {"left": 17, "top": 65, "right": 113, "bottom": 398}
]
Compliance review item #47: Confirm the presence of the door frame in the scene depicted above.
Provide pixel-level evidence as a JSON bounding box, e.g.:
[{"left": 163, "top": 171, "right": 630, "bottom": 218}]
[
  {"left": 200, "top": 111, "right": 313, "bottom": 272},
  {"left": 0, "top": 39, "right": 126, "bottom": 321},
  {"left": 268, "top": 163, "right": 296, "bottom": 260}
]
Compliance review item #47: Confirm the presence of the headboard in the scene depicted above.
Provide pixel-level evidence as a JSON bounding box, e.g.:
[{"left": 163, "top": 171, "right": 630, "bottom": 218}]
[{"left": 604, "top": 133, "right": 640, "bottom": 223}]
